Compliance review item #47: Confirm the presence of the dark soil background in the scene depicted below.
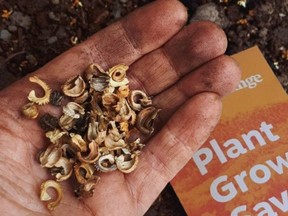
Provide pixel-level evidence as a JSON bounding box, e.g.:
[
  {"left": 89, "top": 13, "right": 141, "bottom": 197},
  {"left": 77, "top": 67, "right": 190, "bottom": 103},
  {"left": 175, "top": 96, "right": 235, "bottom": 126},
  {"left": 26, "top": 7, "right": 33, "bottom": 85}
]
[{"left": 0, "top": 0, "right": 287, "bottom": 215}]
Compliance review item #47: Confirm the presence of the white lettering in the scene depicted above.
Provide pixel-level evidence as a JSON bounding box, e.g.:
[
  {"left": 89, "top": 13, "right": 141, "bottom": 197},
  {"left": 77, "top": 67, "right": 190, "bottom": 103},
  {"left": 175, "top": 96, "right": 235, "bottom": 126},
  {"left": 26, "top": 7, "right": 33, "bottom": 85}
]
[
  {"left": 260, "top": 122, "right": 280, "bottom": 142},
  {"left": 269, "top": 190, "right": 288, "bottom": 212},
  {"left": 231, "top": 205, "right": 247, "bottom": 216},
  {"left": 210, "top": 139, "right": 228, "bottom": 163},
  {"left": 193, "top": 122, "right": 280, "bottom": 175},
  {"left": 192, "top": 147, "right": 213, "bottom": 175},
  {"left": 266, "top": 152, "right": 288, "bottom": 175},
  {"left": 232, "top": 190, "right": 288, "bottom": 215},
  {"left": 234, "top": 171, "right": 248, "bottom": 192},
  {"left": 253, "top": 202, "right": 277, "bottom": 216},
  {"left": 210, "top": 153, "right": 288, "bottom": 203},
  {"left": 224, "top": 138, "right": 248, "bottom": 158},
  {"left": 249, "top": 164, "right": 271, "bottom": 184},
  {"left": 235, "top": 74, "right": 263, "bottom": 91},
  {"left": 242, "top": 130, "right": 267, "bottom": 150},
  {"left": 210, "top": 175, "right": 237, "bottom": 203}
]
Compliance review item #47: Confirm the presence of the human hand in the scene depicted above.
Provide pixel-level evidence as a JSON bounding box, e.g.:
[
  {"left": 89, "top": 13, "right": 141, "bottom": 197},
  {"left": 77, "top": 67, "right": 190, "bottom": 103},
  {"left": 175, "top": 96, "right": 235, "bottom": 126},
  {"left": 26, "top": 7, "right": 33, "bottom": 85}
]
[{"left": 0, "top": 0, "right": 241, "bottom": 215}]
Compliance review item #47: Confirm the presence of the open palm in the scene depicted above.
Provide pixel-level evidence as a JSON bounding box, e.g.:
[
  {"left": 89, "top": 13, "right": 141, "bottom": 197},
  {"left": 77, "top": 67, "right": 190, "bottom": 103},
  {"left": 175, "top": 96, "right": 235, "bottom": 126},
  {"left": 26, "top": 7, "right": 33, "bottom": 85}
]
[{"left": 0, "top": 1, "right": 241, "bottom": 215}]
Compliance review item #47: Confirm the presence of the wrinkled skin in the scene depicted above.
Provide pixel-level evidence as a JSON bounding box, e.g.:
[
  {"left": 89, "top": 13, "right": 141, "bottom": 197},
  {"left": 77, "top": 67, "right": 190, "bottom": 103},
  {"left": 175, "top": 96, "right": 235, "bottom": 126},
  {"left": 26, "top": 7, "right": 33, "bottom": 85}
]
[{"left": 0, "top": 1, "right": 241, "bottom": 216}]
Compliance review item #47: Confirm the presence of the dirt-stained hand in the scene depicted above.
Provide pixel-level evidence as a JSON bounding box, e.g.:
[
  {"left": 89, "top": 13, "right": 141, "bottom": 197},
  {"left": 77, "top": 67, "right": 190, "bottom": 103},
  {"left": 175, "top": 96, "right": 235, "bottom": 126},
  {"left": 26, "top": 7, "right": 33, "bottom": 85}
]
[{"left": 0, "top": 0, "right": 241, "bottom": 215}]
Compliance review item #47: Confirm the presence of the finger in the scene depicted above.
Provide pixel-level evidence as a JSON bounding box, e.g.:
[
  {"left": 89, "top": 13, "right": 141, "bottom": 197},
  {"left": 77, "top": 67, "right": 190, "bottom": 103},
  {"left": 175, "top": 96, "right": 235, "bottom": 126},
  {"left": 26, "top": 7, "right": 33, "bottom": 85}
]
[
  {"left": 126, "top": 93, "right": 222, "bottom": 214},
  {"left": 154, "top": 55, "right": 241, "bottom": 122},
  {"left": 0, "top": 0, "right": 188, "bottom": 146},
  {"left": 128, "top": 21, "right": 228, "bottom": 95},
  {"left": 0, "top": 0, "right": 187, "bottom": 102},
  {"left": 82, "top": 0, "right": 188, "bottom": 68}
]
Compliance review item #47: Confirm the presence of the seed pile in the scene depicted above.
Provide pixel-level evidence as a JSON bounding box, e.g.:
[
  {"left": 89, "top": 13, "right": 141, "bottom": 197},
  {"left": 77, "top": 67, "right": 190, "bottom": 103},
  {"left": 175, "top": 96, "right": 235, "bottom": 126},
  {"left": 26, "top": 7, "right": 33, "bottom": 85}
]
[{"left": 21, "top": 63, "right": 160, "bottom": 210}]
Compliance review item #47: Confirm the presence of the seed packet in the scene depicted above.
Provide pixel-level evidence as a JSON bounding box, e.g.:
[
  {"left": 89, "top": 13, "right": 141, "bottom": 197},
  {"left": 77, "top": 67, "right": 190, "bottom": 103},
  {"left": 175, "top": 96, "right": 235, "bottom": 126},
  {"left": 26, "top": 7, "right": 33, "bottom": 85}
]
[{"left": 171, "top": 46, "right": 288, "bottom": 216}]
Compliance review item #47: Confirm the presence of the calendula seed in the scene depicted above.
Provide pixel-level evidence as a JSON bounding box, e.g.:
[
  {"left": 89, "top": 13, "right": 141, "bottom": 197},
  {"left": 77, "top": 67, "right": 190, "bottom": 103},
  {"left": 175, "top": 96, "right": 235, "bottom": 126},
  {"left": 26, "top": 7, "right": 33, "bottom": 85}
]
[{"left": 21, "top": 63, "right": 159, "bottom": 210}]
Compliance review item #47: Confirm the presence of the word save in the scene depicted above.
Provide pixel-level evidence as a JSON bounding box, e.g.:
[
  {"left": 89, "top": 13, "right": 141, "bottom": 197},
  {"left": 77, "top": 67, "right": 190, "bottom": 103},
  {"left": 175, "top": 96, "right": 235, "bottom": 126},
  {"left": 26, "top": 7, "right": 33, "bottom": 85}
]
[{"left": 231, "top": 154, "right": 288, "bottom": 216}]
